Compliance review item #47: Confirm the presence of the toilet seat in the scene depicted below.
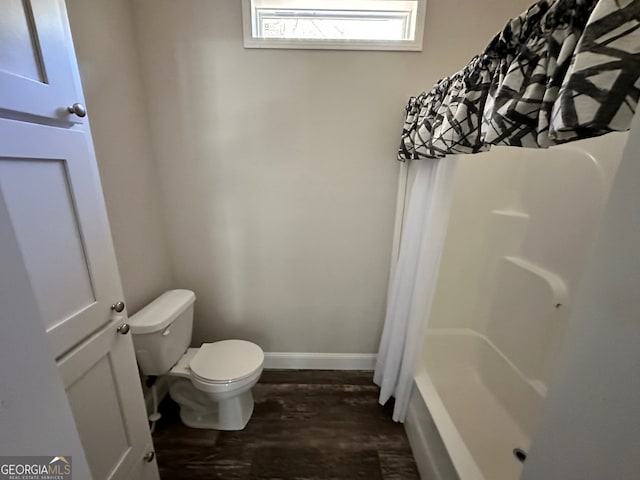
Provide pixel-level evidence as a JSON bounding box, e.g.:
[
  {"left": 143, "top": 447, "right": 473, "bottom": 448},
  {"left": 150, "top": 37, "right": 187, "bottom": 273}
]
[{"left": 189, "top": 339, "right": 264, "bottom": 384}]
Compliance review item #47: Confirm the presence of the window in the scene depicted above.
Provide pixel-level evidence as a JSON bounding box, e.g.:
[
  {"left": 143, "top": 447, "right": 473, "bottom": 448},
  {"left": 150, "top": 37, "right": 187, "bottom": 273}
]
[{"left": 242, "top": 0, "right": 426, "bottom": 51}]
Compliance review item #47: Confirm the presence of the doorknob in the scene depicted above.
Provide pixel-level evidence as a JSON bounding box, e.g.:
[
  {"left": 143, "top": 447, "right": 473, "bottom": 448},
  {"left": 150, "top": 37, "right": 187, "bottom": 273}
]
[
  {"left": 111, "top": 301, "right": 125, "bottom": 313},
  {"left": 116, "top": 323, "right": 130, "bottom": 335},
  {"left": 143, "top": 451, "right": 155, "bottom": 463},
  {"left": 112, "top": 301, "right": 128, "bottom": 334},
  {"left": 67, "top": 103, "right": 87, "bottom": 117}
]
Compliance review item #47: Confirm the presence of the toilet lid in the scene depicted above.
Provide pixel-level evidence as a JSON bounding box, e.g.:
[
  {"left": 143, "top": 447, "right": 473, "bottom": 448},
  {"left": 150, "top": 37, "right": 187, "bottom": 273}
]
[{"left": 189, "top": 340, "right": 264, "bottom": 383}]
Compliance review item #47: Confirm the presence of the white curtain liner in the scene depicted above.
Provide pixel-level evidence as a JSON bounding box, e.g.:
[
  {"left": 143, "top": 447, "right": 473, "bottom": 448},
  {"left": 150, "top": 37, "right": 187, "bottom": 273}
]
[{"left": 374, "top": 157, "right": 458, "bottom": 422}]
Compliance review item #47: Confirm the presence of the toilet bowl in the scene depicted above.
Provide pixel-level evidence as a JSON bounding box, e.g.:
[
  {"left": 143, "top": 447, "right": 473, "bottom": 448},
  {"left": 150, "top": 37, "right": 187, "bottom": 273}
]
[
  {"left": 168, "top": 341, "right": 263, "bottom": 430},
  {"left": 128, "top": 290, "right": 264, "bottom": 431}
]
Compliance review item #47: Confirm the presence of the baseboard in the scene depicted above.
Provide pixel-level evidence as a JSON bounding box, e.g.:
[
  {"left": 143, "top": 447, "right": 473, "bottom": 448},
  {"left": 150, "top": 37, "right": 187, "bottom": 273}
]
[{"left": 263, "top": 352, "right": 376, "bottom": 370}]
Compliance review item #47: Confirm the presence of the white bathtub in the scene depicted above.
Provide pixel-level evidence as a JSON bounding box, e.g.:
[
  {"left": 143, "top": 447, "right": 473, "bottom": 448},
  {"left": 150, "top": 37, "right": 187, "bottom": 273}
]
[{"left": 405, "top": 329, "right": 545, "bottom": 480}]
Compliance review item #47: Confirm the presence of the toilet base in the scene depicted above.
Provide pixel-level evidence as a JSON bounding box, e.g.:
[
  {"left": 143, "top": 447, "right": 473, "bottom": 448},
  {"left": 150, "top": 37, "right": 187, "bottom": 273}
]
[{"left": 169, "top": 378, "right": 255, "bottom": 431}]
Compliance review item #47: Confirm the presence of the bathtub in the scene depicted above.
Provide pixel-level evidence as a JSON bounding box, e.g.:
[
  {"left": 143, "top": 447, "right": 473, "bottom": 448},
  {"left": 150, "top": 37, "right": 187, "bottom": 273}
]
[{"left": 405, "top": 329, "right": 545, "bottom": 480}]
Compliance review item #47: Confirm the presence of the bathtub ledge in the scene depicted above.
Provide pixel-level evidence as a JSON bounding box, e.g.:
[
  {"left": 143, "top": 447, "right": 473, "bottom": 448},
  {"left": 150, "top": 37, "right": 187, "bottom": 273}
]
[{"left": 413, "top": 372, "right": 484, "bottom": 480}]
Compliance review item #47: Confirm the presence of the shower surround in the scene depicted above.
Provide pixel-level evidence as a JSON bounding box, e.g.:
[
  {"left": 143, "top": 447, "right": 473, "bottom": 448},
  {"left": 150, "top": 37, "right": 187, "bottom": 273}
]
[{"left": 404, "top": 132, "right": 628, "bottom": 480}]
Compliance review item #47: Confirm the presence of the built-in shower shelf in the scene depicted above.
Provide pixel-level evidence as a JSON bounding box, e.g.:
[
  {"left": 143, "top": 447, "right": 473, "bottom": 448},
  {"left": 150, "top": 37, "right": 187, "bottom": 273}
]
[
  {"left": 530, "top": 379, "right": 548, "bottom": 397},
  {"left": 491, "top": 209, "right": 529, "bottom": 219},
  {"left": 504, "top": 256, "right": 568, "bottom": 306}
]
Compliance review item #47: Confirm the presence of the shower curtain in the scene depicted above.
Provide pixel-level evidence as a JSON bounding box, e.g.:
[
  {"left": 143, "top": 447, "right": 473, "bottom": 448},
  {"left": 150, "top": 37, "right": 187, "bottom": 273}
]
[
  {"left": 375, "top": 0, "right": 639, "bottom": 422},
  {"left": 373, "top": 157, "right": 457, "bottom": 422}
]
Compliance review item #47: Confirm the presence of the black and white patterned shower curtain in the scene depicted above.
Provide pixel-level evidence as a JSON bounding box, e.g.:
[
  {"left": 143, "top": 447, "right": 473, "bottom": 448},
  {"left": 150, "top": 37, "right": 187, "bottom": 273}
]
[{"left": 399, "top": 0, "right": 640, "bottom": 161}]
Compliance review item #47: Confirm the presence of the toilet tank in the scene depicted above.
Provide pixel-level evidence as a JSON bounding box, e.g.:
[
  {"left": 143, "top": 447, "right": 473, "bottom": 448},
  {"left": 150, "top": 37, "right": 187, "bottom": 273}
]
[{"left": 129, "top": 289, "right": 196, "bottom": 375}]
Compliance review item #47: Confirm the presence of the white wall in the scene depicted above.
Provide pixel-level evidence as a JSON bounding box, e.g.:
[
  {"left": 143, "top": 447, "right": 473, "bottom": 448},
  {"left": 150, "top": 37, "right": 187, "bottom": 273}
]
[
  {"left": 66, "top": 0, "right": 174, "bottom": 314},
  {"left": 522, "top": 112, "right": 640, "bottom": 480},
  {"left": 131, "top": 0, "right": 532, "bottom": 353}
]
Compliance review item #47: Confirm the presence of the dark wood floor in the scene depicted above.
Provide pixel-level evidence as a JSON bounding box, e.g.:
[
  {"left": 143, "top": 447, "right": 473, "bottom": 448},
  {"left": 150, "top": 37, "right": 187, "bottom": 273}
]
[{"left": 152, "top": 370, "right": 420, "bottom": 480}]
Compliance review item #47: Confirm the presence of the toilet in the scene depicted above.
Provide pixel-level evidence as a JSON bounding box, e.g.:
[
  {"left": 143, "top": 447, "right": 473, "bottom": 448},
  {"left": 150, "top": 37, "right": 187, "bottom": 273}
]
[{"left": 129, "top": 289, "right": 264, "bottom": 431}]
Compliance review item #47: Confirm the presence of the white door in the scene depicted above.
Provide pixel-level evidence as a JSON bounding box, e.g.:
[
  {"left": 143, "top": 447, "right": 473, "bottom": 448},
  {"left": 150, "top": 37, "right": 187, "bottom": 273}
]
[{"left": 0, "top": 1, "right": 160, "bottom": 478}]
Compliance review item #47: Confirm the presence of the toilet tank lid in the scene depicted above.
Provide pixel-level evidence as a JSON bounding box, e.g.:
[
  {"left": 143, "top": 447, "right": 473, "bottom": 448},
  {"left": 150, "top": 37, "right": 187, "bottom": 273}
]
[{"left": 129, "top": 289, "right": 196, "bottom": 334}]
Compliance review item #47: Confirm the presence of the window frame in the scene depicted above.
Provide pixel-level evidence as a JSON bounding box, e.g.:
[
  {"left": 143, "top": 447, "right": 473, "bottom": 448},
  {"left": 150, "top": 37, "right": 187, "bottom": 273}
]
[{"left": 241, "top": 0, "right": 427, "bottom": 51}]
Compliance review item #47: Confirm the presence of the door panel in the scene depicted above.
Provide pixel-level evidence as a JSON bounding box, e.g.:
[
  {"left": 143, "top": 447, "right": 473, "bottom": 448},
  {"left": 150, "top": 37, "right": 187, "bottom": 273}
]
[
  {"left": 0, "top": 0, "right": 82, "bottom": 122},
  {"left": 0, "top": 0, "right": 45, "bottom": 82},
  {"left": 66, "top": 356, "right": 129, "bottom": 479},
  {"left": 0, "top": 119, "right": 121, "bottom": 358},
  {"left": 59, "top": 322, "right": 158, "bottom": 480},
  {"left": 0, "top": 159, "right": 96, "bottom": 330}
]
